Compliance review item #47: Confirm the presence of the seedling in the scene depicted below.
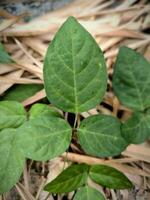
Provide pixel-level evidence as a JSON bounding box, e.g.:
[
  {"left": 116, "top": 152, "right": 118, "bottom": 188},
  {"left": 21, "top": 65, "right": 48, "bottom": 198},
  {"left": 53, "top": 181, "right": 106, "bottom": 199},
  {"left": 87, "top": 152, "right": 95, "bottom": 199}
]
[{"left": 0, "top": 16, "right": 150, "bottom": 199}]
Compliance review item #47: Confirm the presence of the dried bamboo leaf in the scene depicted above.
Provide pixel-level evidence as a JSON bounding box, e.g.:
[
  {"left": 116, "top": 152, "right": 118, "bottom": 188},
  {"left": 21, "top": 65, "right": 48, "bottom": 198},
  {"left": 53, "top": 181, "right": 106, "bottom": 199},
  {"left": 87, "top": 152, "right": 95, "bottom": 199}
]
[
  {"left": 0, "top": 76, "right": 43, "bottom": 84},
  {"left": 0, "top": 69, "right": 23, "bottom": 95},
  {"left": 61, "top": 152, "right": 150, "bottom": 177},
  {"left": 123, "top": 144, "right": 150, "bottom": 163},
  {"left": 22, "top": 89, "right": 45, "bottom": 106},
  {"left": 0, "top": 13, "right": 27, "bottom": 32},
  {"left": 0, "top": 63, "right": 16, "bottom": 75}
]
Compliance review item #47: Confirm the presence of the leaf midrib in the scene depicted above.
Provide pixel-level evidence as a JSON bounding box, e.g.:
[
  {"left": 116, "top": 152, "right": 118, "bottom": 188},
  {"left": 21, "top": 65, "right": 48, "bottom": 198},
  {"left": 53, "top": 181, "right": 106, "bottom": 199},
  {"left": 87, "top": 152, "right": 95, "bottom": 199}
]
[
  {"left": 70, "top": 31, "right": 78, "bottom": 113},
  {"left": 48, "top": 172, "right": 87, "bottom": 191},
  {"left": 22, "top": 129, "right": 71, "bottom": 140},
  {"left": 79, "top": 129, "right": 120, "bottom": 140},
  {"left": 124, "top": 114, "right": 150, "bottom": 131}
]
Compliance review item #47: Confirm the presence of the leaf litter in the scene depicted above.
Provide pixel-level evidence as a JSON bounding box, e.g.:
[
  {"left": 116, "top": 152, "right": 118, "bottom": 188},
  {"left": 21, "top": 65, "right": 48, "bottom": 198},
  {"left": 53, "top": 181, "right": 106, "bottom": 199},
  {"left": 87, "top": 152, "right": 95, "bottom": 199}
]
[{"left": 0, "top": 0, "right": 150, "bottom": 199}]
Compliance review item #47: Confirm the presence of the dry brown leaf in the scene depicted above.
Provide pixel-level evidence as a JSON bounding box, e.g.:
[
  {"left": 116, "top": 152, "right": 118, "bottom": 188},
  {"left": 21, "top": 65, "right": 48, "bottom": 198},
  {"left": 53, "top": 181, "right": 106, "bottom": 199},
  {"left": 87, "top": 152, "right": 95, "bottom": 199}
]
[
  {"left": 22, "top": 89, "right": 45, "bottom": 106},
  {"left": 0, "top": 69, "right": 23, "bottom": 95},
  {"left": 61, "top": 152, "right": 150, "bottom": 177},
  {"left": 123, "top": 144, "right": 150, "bottom": 163},
  {"left": 0, "top": 13, "right": 27, "bottom": 32},
  {"left": 0, "top": 63, "right": 16, "bottom": 75}
]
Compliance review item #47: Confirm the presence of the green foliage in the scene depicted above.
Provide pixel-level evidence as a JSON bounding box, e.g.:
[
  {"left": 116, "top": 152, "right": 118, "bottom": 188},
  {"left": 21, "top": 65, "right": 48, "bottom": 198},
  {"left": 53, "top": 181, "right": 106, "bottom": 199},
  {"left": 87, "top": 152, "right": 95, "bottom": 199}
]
[
  {"left": 121, "top": 110, "right": 150, "bottom": 144},
  {"left": 113, "top": 46, "right": 150, "bottom": 111},
  {"left": 0, "top": 42, "right": 12, "bottom": 63},
  {"left": 113, "top": 46, "right": 150, "bottom": 144},
  {"left": 17, "top": 116, "right": 72, "bottom": 161},
  {"left": 0, "top": 101, "right": 27, "bottom": 130},
  {"left": 1, "top": 16, "right": 149, "bottom": 196},
  {"left": 78, "top": 114, "right": 127, "bottom": 157},
  {"left": 29, "top": 103, "right": 61, "bottom": 119},
  {"left": 2, "top": 84, "right": 43, "bottom": 102},
  {"left": 89, "top": 165, "right": 133, "bottom": 189},
  {"left": 44, "top": 163, "right": 132, "bottom": 194},
  {"left": 44, "top": 164, "right": 90, "bottom": 193},
  {"left": 73, "top": 186, "right": 105, "bottom": 200},
  {"left": 0, "top": 128, "right": 25, "bottom": 194},
  {"left": 44, "top": 16, "right": 107, "bottom": 113}
]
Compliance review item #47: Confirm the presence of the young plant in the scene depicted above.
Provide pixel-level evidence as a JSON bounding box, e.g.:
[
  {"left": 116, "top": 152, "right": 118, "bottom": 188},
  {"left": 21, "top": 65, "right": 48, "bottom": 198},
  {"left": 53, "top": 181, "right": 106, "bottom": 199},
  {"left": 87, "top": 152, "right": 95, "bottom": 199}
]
[{"left": 0, "top": 16, "right": 150, "bottom": 198}]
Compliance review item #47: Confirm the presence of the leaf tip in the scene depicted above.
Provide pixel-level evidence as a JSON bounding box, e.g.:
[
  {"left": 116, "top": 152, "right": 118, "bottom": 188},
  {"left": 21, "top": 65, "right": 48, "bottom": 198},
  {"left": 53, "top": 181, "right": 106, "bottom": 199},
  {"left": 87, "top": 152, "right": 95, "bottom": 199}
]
[
  {"left": 125, "top": 180, "right": 134, "bottom": 189},
  {"left": 66, "top": 16, "right": 77, "bottom": 23},
  {"left": 119, "top": 46, "right": 134, "bottom": 55}
]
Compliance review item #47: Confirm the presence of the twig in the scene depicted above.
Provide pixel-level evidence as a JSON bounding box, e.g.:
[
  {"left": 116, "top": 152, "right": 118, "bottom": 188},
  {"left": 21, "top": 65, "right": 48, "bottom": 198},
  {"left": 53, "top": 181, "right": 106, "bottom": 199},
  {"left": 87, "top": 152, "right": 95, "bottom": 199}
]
[
  {"left": 23, "top": 161, "right": 30, "bottom": 194},
  {"left": 61, "top": 152, "right": 150, "bottom": 177}
]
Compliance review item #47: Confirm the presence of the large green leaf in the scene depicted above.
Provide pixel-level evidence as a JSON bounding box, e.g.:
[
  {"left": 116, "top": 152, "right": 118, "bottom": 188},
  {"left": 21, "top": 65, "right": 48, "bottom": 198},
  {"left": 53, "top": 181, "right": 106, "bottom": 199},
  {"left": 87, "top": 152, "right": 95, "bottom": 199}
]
[
  {"left": 29, "top": 103, "right": 61, "bottom": 120},
  {"left": 121, "top": 110, "right": 150, "bottom": 144},
  {"left": 44, "top": 16, "right": 107, "bottom": 113},
  {"left": 0, "top": 128, "right": 25, "bottom": 194},
  {"left": 2, "top": 84, "right": 43, "bottom": 102},
  {"left": 113, "top": 46, "right": 150, "bottom": 111},
  {"left": 0, "top": 42, "right": 12, "bottom": 63},
  {"left": 44, "top": 163, "right": 90, "bottom": 193},
  {"left": 73, "top": 186, "right": 105, "bottom": 200},
  {"left": 0, "top": 101, "right": 27, "bottom": 130},
  {"left": 17, "top": 116, "right": 72, "bottom": 161},
  {"left": 89, "top": 165, "right": 133, "bottom": 189},
  {"left": 78, "top": 114, "right": 127, "bottom": 157}
]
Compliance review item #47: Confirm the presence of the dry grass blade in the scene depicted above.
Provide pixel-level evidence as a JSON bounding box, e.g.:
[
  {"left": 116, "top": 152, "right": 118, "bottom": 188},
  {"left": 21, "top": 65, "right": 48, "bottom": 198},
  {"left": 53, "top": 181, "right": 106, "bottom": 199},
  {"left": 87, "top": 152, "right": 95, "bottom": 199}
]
[
  {"left": 16, "top": 183, "right": 36, "bottom": 200},
  {"left": 0, "top": 76, "right": 43, "bottom": 84},
  {"left": 22, "top": 89, "right": 45, "bottom": 106},
  {"left": 123, "top": 144, "right": 150, "bottom": 163},
  {"left": 22, "top": 38, "right": 47, "bottom": 57},
  {"left": 0, "top": 69, "right": 24, "bottom": 95},
  {"left": 105, "top": 38, "right": 150, "bottom": 58},
  {"left": 61, "top": 152, "right": 150, "bottom": 177},
  {"left": 0, "top": 13, "right": 27, "bottom": 32},
  {"left": 14, "top": 38, "right": 43, "bottom": 68},
  {"left": 13, "top": 59, "right": 43, "bottom": 79},
  {"left": 0, "top": 63, "right": 16, "bottom": 75}
]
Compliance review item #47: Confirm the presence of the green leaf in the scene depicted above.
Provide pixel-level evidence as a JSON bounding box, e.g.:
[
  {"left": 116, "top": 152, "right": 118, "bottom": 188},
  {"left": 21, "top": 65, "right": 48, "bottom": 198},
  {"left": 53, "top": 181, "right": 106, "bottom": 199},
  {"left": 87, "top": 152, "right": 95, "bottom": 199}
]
[
  {"left": 17, "top": 116, "right": 72, "bottom": 161},
  {"left": 2, "top": 84, "right": 43, "bottom": 102},
  {"left": 0, "top": 128, "right": 25, "bottom": 194},
  {"left": 29, "top": 103, "right": 61, "bottom": 120},
  {"left": 0, "top": 42, "right": 12, "bottom": 63},
  {"left": 73, "top": 186, "right": 105, "bottom": 200},
  {"left": 121, "top": 110, "right": 150, "bottom": 144},
  {"left": 44, "top": 163, "right": 90, "bottom": 193},
  {"left": 0, "top": 101, "right": 27, "bottom": 130},
  {"left": 78, "top": 114, "right": 127, "bottom": 157},
  {"left": 113, "top": 46, "right": 150, "bottom": 111},
  {"left": 44, "top": 16, "right": 107, "bottom": 113},
  {"left": 89, "top": 165, "right": 133, "bottom": 189}
]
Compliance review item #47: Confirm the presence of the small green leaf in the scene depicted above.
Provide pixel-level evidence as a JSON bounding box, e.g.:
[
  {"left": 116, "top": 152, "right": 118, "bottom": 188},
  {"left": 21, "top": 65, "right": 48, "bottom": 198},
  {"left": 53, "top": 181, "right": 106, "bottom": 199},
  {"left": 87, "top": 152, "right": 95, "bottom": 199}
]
[
  {"left": 44, "top": 163, "right": 90, "bottom": 193},
  {"left": 121, "top": 110, "right": 150, "bottom": 144},
  {"left": 0, "top": 42, "right": 12, "bottom": 63},
  {"left": 78, "top": 114, "right": 127, "bottom": 157},
  {"left": 89, "top": 165, "right": 133, "bottom": 189},
  {"left": 73, "top": 186, "right": 105, "bottom": 200},
  {"left": 0, "top": 128, "right": 25, "bottom": 194},
  {"left": 2, "top": 84, "right": 43, "bottom": 102},
  {"left": 29, "top": 103, "right": 61, "bottom": 120},
  {"left": 113, "top": 46, "right": 150, "bottom": 111},
  {"left": 44, "top": 16, "right": 107, "bottom": 113},
  {"left": 0, "top": 101, "right": 27, "bottom": 130},
  {"left": 17, "top": 116, "right": 72, "bottom": 161}
]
